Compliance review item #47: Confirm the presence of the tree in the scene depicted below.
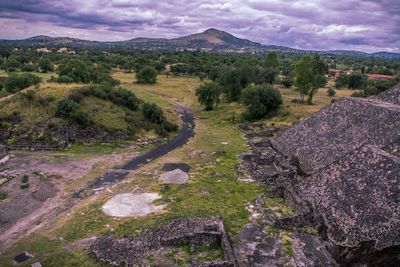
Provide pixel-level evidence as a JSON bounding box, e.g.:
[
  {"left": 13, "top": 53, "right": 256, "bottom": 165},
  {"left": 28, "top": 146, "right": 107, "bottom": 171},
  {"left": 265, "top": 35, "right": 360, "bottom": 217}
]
[
  {"left": 3, "top": 73, "right": 41, "bottom": 93},
  {"left": 3, "top": 57, "right": 20, "bottom": 72},
  {"left": 38, "top": 58, "right": 54, "bottom": 73},
  {"left": 264, "top": 52, "right": 279, "bottom": 68},
  {"left": 256, "top": 67, "right": 278, "bottom": 85},
  {"left": 59, "top": 59, "right": 91, "bottom": 83},
  {"left": 137, "top": 66, "right": 157, "bottom": 84},
  {"left": 196, "top": 82, "right": 221, "bottom": 111},
  {"left": 143, "top": 102, "right": 165, "bottom": 124},
  {"left": 221, "top": 69, "right": 242, "bottom": 102},
  {"left": 327, "top": 88, "right": 336, "bottom": 97},
  {"left": 293, "top": 55, "right": 327, "bottom": 104},
  {"left": 242, "top": 84, "right": 282, "bottom": 120},
  {"left": 348, "top": 72, "right": 366, "bottom": 89},
  {"left": 56, "top": 98, "right": 80, "bottom": 117},
  {"left": 238, "top": 64, "right": 257, "bottom": 88}
]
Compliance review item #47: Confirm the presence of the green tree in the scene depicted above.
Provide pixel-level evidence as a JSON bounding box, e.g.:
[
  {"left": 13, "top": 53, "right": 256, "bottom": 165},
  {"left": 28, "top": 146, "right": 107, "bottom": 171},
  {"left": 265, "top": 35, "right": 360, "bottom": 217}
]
[
  {"left": 59, "top": 59, "right": 91, "bottom": 83},
  {"left": 142, "top": 102, "right": 165, "bottom": 124},
  {"left": 242, "top": 84, "right": 282, "bottom": 120},
  {"left": 3, "top": 73, "right": 41, "bottom": 93},
  {"left": 221, "top": 69, "right": 242, "bottom": 102},
  {"left": 196, "top": 82, "right": 221, "bottom": 111},
  {"left": 348, "top": 72, "right": 366, "bottom": 89},
  {"left": 264, "top": 52, "right": 279, "bottom": 68},
  {"left": 294, "top": 55, "right": 327, "bottom": 104},
  {"left": 256, "top": 67, "right": 278, "bottom": 85},
  {"left": 56, "top": 98, "right": 80, "bottom": 117},
  {"left": 38, "top": 58, "right": 54, "bottom": 73},
  {"left": 137, "top": 66, "right": 157, "bottom": 84}
]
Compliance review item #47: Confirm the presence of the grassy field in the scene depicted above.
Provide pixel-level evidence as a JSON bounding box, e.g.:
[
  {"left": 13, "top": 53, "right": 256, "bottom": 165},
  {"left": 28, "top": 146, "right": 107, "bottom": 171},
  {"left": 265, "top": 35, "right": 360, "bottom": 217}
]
[{"left": 0, "top": 72, "right": 356, "bottom": 266}]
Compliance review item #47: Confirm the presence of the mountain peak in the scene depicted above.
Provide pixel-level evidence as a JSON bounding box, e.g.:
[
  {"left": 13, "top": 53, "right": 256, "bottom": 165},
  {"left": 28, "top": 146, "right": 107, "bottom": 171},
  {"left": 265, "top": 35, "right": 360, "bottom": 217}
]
[{"left": 203, "top": 28, "right": 230, "bottom": 36}]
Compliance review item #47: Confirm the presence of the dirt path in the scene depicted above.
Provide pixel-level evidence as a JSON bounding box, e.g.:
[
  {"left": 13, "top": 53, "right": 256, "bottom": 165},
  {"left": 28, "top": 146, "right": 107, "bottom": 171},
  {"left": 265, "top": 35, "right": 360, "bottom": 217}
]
[
  {"left": 74, "top": 96, "right": 195, "bottom": 198},
  {"left": 0, "top": 95, "right": 196, "bottom": 254}
]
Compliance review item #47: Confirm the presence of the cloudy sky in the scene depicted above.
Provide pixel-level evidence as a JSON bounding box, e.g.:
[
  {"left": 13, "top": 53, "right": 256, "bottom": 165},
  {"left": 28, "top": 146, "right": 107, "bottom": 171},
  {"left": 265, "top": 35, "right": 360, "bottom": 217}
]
[{"left": 0, "top": 0, "right": 399, "bottom": 52}]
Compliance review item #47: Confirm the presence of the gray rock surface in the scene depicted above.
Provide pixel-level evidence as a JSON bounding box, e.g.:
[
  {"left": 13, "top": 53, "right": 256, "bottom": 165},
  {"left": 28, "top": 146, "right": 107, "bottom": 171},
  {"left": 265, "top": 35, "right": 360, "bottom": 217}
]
[
  {"left": 102, "top": 193, "right": 164, "bottom": 217},
  {"left": 267, "top": 84, "right": 400, "bottom": 265},
  {"left": 159, "top": 168, "right": 189, "bottom": 184},
  {"left": 90, "top": 217, "right": 237, "bottom": 266}
]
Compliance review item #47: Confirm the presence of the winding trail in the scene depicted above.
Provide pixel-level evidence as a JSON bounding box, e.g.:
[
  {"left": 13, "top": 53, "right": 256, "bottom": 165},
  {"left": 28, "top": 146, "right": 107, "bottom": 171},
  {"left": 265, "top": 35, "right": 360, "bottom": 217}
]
[{"left": 74, "top": 99, "right": 195, "bottom": 197}]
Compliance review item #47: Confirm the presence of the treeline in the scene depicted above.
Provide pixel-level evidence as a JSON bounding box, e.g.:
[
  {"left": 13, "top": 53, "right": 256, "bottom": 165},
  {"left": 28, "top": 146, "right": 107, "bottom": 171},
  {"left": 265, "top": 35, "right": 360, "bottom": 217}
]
[{"left": 196, "top": 52, "right": 328, "bottom": 120}]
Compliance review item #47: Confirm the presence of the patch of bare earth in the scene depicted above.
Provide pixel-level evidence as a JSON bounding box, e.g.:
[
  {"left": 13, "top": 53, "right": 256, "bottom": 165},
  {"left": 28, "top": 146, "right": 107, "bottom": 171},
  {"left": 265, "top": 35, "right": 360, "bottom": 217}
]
[{"left": 0, "top": 151, "right": 139, "bottom": 253}]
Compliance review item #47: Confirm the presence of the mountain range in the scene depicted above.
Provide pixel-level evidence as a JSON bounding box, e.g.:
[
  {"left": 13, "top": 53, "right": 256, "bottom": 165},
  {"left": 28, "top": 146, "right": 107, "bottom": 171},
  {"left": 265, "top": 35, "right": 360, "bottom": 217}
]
[{"left": 1, "top": 28, "right": 399, "bottom": 59}]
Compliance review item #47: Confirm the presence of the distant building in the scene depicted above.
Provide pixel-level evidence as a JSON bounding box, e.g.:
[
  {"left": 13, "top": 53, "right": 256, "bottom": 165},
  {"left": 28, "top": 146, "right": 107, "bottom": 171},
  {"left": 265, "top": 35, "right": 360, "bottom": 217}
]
[
  {"left": 365, "top": 73, "right": 396, "bottom": 80},
  {"left": 57, "top": 47, "right": 68, "bottom": 53},
  {"left": 328, "top": 69, "right": 342, "bottom": 77},
  {"left": 36, "top": 47, "right": 51, "bottom": 53}
]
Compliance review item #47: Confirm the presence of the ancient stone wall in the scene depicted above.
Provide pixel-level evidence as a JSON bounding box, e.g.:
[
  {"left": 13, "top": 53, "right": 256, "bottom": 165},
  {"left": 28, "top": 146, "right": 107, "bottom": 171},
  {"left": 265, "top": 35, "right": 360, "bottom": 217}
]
[
  {"left": 89, "top": 217, "right": 237, "bottom": 267},
  {"left": 271, "top": 97, "right": 400, "bottom": 173},
  {"left": 268, "top": 84, "right": 400, "bottom": 265}
]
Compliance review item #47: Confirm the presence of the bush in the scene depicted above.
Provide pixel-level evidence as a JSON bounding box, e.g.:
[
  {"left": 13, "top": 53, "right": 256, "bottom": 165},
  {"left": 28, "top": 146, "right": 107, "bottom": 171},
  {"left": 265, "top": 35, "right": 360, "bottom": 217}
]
[
  {"left": 21, "top": 63, "right": 38, "bottom": 72},
  {"left": 137, "top": 66, "right": 157, "bottom": 84},
  {"left": 55, "top": 75, "right": 74, "bottom": 83},
  {"left": 70, "top": 85, "right": 139, "bottom": 111},
  {"left": 20, "top": 183, "right": 30, "bottom": 190},
  {"left": 242, "top": 84, "right": 282, "bottom": 120},
  {"left": 21, "top": 175, "right": 29, "bottom": 183},
  {"left": 196, "top": 82, "right": 221, "bottom": 111},
  {"left": 327, "top": 88, "right": 336, "bottom": 97},
  {"left": 3, "top": 73, "right": 41, "bottom": 93},
  {"left": 281, "top": 76, "right": 293, "bottom": 88},
  {"left": 0, "top": 191, "right": 7, "bottom": 200},
  {"left": 70, "top": 110, "right": 92, "bottom": 127},
  {"left": 56, "top": 98, "right": 80, "bottom": 117},
  {"left": 348, "top": 73, "right": 367, "bottom": 89},
  {"left": 142, "top": 102, "right": 165, "bottom": 124}
]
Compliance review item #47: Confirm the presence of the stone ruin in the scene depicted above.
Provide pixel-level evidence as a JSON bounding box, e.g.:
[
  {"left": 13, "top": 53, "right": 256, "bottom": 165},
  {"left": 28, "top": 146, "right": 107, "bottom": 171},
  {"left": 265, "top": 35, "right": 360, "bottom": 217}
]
[
  {"left": 89, "top": 217, "right": 238, "bottom": 267},
  {"left": 240, "top": 84, "right": 400, "bottom": 265}
]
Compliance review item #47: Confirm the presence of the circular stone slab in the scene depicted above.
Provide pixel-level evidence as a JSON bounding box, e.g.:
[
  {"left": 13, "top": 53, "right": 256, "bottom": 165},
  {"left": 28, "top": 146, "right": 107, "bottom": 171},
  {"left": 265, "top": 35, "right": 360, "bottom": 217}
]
[
  {"left": 159, "top": 169, "right": 189, "bottom": 184},
  {"left": 102, "top": 193, "right": 164, "bottom": 217}
]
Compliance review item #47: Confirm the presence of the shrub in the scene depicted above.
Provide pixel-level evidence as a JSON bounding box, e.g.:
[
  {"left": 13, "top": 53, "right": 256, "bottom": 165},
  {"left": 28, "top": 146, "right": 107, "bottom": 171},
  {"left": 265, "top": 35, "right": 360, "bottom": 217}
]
[
  {"left": 281, "top": 76, "right": 293, "bottom": 88},
  {"left": 327, "top": 88, "right": 336, "bottom": 97},
  {"left": 56, "top": 75, "right": 74, "bottom": 83},
  {"left": 137, "top": 66, "right": 158, "bottom": 84},
  {"left": 242, "top": 84, "right": 282, "bottom": 120},
  {"left": 3, "top": 73, "right": 41, "bottom": 93},
  {"left": 70, "top": 110, "right": 93, "bottom": 127},
  {"left": 0, "top": 192, "right": 8, "bottom": 200},
  {"left": 196, "top": 82, "right": 221, "bottom": 111},
  {"left": 21, "top": 63, "right": 38, "bottom": 72},
  {"left": 20, "top": 183, "right": 30, "bottom": 190},
  {"left": 56, "top": 98, "right": 80, "bottom": 117},
  {"left": 70, "top": 85, "right": 139, "bottom": 111},
  {"left": 142, "top": 102, "right": 165, "bottom": 124},
  {"left": 21, "top": 175, "right": 29, "bottom": 183}
]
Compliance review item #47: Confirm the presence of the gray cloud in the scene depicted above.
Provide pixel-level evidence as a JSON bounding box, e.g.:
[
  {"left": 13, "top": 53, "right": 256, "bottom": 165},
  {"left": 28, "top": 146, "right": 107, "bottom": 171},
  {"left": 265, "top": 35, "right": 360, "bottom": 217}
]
[{"left": 0, "top": 0, "right": 399, "bottom": 52}]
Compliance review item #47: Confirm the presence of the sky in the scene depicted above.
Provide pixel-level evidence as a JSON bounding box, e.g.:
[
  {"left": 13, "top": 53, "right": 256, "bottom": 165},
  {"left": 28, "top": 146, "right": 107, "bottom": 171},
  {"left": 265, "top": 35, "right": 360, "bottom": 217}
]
[{"left": 0, "top": 0, "right": 399, "bottom": 53}]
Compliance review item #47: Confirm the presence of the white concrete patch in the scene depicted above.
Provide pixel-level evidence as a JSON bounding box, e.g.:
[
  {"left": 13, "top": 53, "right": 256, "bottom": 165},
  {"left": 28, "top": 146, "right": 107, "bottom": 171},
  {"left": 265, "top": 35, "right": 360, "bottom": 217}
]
[
  {"left": 102, "top": 193, "right": 164, "bottom": 217},
  {"left": 159, "top": 169, "right": 189, "bottom": 184}
]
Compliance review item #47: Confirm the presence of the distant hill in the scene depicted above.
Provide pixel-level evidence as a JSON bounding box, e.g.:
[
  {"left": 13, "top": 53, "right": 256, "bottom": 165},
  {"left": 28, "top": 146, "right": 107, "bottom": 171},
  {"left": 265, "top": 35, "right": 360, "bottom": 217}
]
[{"left": 1, "top": 28, "right": 399, "bottom": 58}]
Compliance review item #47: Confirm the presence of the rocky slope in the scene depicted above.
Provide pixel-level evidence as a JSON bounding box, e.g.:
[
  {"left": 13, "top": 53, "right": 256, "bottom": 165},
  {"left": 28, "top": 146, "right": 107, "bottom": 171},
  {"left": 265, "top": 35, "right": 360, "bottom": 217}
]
[{"left": 268, "top": 84, "right": 400, "bottom": 265}]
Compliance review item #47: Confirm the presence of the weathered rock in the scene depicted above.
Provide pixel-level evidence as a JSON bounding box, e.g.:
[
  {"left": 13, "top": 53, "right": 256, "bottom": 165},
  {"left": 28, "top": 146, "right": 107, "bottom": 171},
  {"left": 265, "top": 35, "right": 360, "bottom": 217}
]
[
  {"left": 102, "top": 193, "right": 164, "bottom": 217},
  {"left": 159, "top": 168, "right": 189, "bottom": 184},
  {"left": 0, "top": 145, "right": 7, "bottom": 164},
  {"left": 269, "top": 84, "right": 400, "bottom": 265},
  {"left": 89, "top": 217, "right": 237, "bottom": 267}
]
